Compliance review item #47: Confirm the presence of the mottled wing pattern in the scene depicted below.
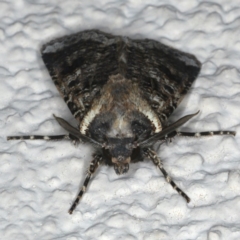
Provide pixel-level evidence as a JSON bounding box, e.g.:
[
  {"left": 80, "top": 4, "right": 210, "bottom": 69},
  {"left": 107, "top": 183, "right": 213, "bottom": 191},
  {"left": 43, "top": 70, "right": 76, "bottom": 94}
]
[
  {"left": 123, "top": 39, "right": 201, "bottom": 124},
  {"left": 41, "top": 30, "right": 122, "bottom": 122},
  {"left": 41, "top": 30, "right": 201, "bottom": 124}
]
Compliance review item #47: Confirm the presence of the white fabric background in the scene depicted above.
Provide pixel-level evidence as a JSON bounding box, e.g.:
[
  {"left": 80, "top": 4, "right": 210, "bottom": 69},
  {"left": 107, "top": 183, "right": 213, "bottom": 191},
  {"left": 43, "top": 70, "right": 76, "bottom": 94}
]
[{"left": 1, "top": 1, "right": 240, "bottom": 239}]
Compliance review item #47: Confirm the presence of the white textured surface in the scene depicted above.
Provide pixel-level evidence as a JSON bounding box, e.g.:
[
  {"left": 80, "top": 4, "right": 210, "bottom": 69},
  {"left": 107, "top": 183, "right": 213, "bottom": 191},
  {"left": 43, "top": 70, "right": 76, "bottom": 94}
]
[{"left": 1, "top": 1, "right": 240, "bottom": 239}]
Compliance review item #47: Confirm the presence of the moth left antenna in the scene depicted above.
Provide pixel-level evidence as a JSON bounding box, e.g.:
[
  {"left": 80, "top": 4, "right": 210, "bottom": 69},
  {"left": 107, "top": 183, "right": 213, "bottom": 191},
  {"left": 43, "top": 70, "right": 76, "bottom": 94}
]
[{"left": 53, "top": 114, "right": 102, "bottom": 147}]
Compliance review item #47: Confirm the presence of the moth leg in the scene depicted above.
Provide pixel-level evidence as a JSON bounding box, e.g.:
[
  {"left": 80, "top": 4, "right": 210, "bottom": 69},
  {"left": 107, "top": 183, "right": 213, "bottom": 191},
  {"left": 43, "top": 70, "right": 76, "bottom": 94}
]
[
  {"left": 7, "top": 134, "right": 69, "bottom": 141},
  {"left": 166, "top": 130, "right": 236, "bottom": 138},
  {"left": 68, "top": 154, "right": 102, "bottom": 214},
  {"left": 7, "top": 134, "right": 80, "bottom": 143},
  {"left": 144, "top": 148, "right": 190, "bottom": 203}
]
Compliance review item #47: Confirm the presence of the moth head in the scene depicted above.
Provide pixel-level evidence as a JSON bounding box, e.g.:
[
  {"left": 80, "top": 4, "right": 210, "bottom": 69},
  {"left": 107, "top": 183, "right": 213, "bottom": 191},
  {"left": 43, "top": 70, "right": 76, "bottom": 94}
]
[{"left": 105, "top": 137, "right": 136, "bottom": 175}]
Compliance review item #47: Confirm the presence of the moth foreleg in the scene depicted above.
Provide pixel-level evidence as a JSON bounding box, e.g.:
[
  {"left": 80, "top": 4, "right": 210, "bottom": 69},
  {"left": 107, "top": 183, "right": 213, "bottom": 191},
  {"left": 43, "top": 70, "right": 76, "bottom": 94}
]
[
  {"left": 7, "top": 133, "right": 81, "bottom": 146},
  {"left": 7, "top": 134, "right": 70, "bottom": 141},
  {"left": 167, "top": 130, "right": 236, "bottom": 138},
  {"left": 144, "top": 148, "right": 190, "bottom": 203},
  {"left": 68, "top": 154, "right": 102, "bottom": 214}
]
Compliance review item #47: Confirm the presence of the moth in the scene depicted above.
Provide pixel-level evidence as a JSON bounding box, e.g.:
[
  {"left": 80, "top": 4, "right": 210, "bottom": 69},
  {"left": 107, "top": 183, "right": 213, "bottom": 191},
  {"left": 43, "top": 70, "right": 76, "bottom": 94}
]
[{"left": 8, "top": 30, "right": 236, "bottom": 214}]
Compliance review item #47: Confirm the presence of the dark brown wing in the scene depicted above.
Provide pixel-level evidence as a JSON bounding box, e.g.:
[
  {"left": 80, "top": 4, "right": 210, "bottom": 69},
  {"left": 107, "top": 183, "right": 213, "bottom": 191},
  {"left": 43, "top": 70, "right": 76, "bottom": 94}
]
[
  {"left": 41, "top": 30, "right": 201, "bottom": 124},
  {"left": 123, "top": 38, "right": 201, "bottom": 123},
  {"left": 41, "top": 30, "right": 122, "bottom": 122}
]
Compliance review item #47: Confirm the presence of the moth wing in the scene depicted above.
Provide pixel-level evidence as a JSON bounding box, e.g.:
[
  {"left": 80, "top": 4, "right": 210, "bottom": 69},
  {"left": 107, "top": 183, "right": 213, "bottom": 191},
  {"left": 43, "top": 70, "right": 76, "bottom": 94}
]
[
  {"left": 41, "top": 30, "right": 122, "bottom": 122},
  {"left": 41, "top": 30, "right": 201, "bottom": 125},
  {"left": 124, "top": 38, "right": 201, "bottom": 124}
]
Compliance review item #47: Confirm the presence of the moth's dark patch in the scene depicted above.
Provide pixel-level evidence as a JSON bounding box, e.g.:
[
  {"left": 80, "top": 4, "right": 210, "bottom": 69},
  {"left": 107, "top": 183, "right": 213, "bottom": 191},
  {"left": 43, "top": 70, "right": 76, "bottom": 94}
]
[
  {"left": 7, "top": 30, "right": 236, "bottom": 214},
  {"left": 87, "top": 112, "right": 114, "bottom": 142}
]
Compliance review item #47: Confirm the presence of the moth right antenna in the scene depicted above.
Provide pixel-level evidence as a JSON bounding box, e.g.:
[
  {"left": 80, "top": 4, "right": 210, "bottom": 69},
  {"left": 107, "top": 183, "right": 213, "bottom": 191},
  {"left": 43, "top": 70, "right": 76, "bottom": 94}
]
[{"left": 139, "top": 111, "right": 199, "bottom": 147}]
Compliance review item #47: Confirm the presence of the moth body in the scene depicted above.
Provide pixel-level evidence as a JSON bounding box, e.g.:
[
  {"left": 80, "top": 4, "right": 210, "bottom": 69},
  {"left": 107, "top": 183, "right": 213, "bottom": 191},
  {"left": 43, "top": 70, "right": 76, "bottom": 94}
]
[{"left": 7, "top": 30, "right": 236, "bottom": 214}]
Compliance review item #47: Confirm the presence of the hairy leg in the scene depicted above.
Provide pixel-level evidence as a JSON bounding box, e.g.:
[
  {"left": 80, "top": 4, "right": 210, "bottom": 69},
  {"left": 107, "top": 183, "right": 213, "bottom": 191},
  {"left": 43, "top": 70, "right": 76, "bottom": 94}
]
[
  {"left": 144, "top": 148, "right": 190, "bottom": 203},
  {"left": 8, "top": 134, "right": 69, "bottom": 141},
  {"left": 68, "top": 154, "right": 103, "bottom": 214},
  {"left": 166, "top": 130, "right": 236, "bottom": 138},
  {"left": 7, "top": 133, "right": 80, "bottom": 144}
]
